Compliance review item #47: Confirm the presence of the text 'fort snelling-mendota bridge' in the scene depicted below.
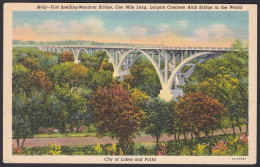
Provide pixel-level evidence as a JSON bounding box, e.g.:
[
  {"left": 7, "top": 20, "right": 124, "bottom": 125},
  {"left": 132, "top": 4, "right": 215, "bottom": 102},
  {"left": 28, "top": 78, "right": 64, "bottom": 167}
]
[{"left": 19, "top": 45, "right": 234, "bottom": 101}]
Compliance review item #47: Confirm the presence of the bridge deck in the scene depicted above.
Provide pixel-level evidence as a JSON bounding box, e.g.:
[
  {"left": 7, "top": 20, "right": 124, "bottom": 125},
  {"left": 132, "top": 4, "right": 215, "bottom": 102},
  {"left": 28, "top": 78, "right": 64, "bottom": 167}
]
[{"left": 13, "top": 45, "right": 232, "bottom": 51}]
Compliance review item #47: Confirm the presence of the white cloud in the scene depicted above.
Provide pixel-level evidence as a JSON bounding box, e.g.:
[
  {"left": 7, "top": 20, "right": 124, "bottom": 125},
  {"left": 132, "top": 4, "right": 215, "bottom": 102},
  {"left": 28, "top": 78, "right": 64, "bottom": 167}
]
[
  {"left": 13, "top": 24, "right": 32, "bottom": 34},
  {"left": 35, "top": 17, "right": 105, "bottom": 37},
  {"left": 69, "top": 21, "right": 85, "bottom": 32},
  {"left": 113, "top": 27, "right": 125, "bottom": 35},
  {"left": 179, "top": 20, "right": 188, "bottom": 28},
  {"left": 38, "top": 20, "right": 66, "bottom": 33},
  {"left": 84, "top": 17, "right": 104, "bottom": 33},
  {"left": 129, "top": 26, "right": 147, "bottom": 37},
  {"left": 13, "top": 17, "right": 235, "bottom": 47},
  {"left": 193, "top": 27, "right": 209, "bottom": 39},
  {"left": 158, "top": 23, "right": 170, "bottom": 32},
  {"left": 193, "top": 24, "right": 233, "bottom": 41}
]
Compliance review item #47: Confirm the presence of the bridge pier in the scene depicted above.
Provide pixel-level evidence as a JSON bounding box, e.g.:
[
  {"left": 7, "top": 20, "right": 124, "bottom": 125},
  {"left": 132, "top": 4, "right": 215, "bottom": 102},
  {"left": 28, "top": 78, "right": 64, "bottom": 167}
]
[
  {"left": 113, "top": 70, "right": 131, "bottom": 80},
  {"left": 74, "top": 59, "right": 81, "bottom": 65},
  {"left": 113, "top": 70, "right": 120, "bottom": 78},
  {"left": 159, "top": 89, "right": 184, "bottom": 101}
]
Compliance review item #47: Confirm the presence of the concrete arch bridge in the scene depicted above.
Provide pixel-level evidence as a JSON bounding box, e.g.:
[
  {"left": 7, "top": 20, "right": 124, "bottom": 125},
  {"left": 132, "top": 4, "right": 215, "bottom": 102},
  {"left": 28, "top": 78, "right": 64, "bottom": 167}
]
[{"left": 36, "top": 45, "right": 232, "bottom": 101}]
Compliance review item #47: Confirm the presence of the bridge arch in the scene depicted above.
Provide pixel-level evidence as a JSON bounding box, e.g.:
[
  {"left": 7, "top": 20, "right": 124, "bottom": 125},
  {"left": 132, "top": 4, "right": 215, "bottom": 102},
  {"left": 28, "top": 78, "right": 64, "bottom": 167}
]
[
  {"left": 68, "top": 48, "right": 75, "bottom": 57},
  {"left": 166, "top": 52, "right": 217, "bottom": 90},
  {"left": 96, "top": 48, "right": 112, "bottom": 59},
  {"left": 116, "top": 49, "right": 164, "bottom": 88},
  {"left": 79, "top": 48, "right": 89, "bottom": 55},
  {"left": 76, "top": 48, "right": 89, "bottom": 60},
  {"left": 96, "top": 48, "right": 115, "bottom": 69},
  {"left": 59, "top": 48, "right": 66, "bottom": 54},
  {"left": 125, "top": 53, "right": 142, "bottom": 69}
]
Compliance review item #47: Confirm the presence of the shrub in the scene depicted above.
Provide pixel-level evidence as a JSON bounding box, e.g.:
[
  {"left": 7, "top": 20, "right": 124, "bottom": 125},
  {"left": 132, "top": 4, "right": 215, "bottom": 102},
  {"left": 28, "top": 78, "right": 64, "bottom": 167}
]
[
  {"left": 106, "top": 143, "right": 117, "bottom": 155},
  {"left": 212, "top": 141, "right": 230, "bottom": 155},
  {"left": 119, "top": 148, "right": 124, "bottom": 155},
  {"left": 230, "top": 134, "right": 248, "bottom": 155},
  {"left": 192, "top": 143, "right": 210, "bottom": 156},
  {"left": 239, "top": 134, "right": 248, "bottom": 145},
  {"left": 133, "top": 143, "right": 154, "bottom": 155},
  {"left": 15, "top": 134, "right": 248, "bottom": 156},
  {"left": 180, "top": 146, "right": 191, "bottom": 156},
  {"left": 13, "top": 146, "right": 23, "bottom": 155},
  {"left": 72, "top": 151, "right": 85, "bottom": 155},
  {"left": 49, "top": 143, "right": 61, "bottom": 155},
  {"left": 93, "top": 143, "right": 102, "bottom": 155},
  {"left": 157, "top": 143, "right": 167, "bottom": 156}
]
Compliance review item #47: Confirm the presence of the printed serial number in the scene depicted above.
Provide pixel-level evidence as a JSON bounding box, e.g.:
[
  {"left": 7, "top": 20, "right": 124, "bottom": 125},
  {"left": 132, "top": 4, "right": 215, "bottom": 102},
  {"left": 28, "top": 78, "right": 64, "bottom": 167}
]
[{"left": 232, "top": 157, "right": 246, "bottom": 160}]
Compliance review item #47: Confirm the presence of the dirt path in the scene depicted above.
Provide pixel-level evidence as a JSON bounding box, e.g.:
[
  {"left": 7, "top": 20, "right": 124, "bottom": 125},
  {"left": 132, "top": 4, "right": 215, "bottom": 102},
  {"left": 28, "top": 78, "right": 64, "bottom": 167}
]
[{"left": 12, "top": 127, "right": 246, "bottom": 147}]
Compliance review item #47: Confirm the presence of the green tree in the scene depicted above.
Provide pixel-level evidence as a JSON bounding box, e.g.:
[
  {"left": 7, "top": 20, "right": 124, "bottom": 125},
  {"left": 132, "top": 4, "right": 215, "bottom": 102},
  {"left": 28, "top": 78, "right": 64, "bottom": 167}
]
[
  {"left": 90, "top": 70, "right": 113, "bottom": 90},
  {"left": 13, "top": 47, "right": 40, "bottom": 66},
  {"left": 124, "top": 57, "right": 161, "bottom": 97},
  {"left": 12, "top": 63, "right": 31, "bottom": 93},
  {"left": 38, "top": 53, "right": 59, "bottom": 71},
  {"left": 78, "top": 52, "right": 90, "bottom": 63},
  {"left": 71, "top": 64, "right": 89, "bottom": 87},
  {"left": 100, "top": 60, "right": 114, "bottom": 72},
  {"left": 166, "top": 100, "right": 182, "bottom": 140},
  {"left": 66, "top": 90, "right": 87, "bottom": 132},
  {"left": 183, "top": 40, "right": 248, "bottom": 134},
  {"left": 92, "top": 50, "right": 110, "bottom": 64},
  {"left": 72, "top": 87, "right": 94, "bottom": 130},
  {"left": 144, "top": 97, "right": 170, "bottom": 150},
  {"left": 50, "top": 62, "right": 89, "bottom": 87},
  {"left": 53, "top": 84, "right": 87, "bottom": 133},
  {"left": 81, "top": 51, "right": 110, "bottom": 72},
  {"left": 129, "top": 87, "right": 149, "bottom": 108},
  {"left": 21, "top": 56, "right": 40, "bottom": 70},
  {"left": 12, "top": 91, "right": 47, "bottom": 148}
]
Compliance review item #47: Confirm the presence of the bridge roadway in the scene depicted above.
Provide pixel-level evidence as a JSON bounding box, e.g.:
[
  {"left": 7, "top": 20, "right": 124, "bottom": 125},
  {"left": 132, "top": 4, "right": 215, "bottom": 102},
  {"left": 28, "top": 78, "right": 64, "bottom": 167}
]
[
  {"left": 15, "top": 45, "right": 231, "bottom": 51},
  {"left": 14, "top": 45, "right": 233, "bottom": 101}
]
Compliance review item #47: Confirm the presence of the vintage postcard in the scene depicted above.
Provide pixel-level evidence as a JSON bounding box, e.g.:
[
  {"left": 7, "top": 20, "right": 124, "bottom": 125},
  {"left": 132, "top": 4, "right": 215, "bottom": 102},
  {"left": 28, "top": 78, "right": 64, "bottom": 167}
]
[{"left": 3, "top": 3, "right": 257, "bottom": 164}]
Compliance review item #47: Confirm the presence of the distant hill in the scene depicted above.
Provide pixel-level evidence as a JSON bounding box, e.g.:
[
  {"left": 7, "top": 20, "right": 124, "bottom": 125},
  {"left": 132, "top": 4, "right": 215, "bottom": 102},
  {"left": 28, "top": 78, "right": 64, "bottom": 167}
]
[{"left": 12, "top": 40, "right": 144, "bottom": 46}]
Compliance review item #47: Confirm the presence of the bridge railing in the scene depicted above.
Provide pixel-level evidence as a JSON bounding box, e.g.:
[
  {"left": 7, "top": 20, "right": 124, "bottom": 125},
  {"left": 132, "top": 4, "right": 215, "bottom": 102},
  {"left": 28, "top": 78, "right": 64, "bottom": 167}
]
[{"left": 13, "top": 45, "right": 233, "bottom": 51}]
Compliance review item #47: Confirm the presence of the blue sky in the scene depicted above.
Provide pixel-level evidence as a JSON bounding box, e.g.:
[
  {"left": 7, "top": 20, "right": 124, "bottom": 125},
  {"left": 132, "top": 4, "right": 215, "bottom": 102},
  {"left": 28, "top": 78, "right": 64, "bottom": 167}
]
[{"left": 13, "top": 11, "right": 248, "bottom": 47}]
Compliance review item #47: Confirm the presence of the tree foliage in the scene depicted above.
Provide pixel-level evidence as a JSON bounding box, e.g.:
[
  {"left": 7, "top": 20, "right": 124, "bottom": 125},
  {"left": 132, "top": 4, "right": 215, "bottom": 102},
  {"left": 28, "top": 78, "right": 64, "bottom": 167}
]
[
  {"left": 13, "top": 91, "right": 48, "bottom": 148},
  {"left": 71, "top": 64, "right": 89, "bottom": 86},
  {"left": 21, "top": 56, "right": 40, "bottom": 70},
  {"left": 50, "top": 62, "right": 89, "bottom": 87},
  {"left": 29, "top": 70, "right": 53, "bottom": 92},
  {"left": 144, "top": 98, "right": 170, "bottom": 150},
  {"left": 11, "top": 39, "right": 249, "bottom": 152},
  {"left": 100, "top": 60, "right": 114, "bottom": 72},
  {"left": 91, "top": 83, "right": 145, "bottom": 153},
  {"left": 61, "top": 51, "right": 74, "bottom": 62},
  {"left": 183, "top": 40, "right": 248, "bottom": 133},
  {"left": 54, "top": 84, "right": 87, "bottom": 133},
  {"left": 124, "top": 57, "right": 161, "bottom": 97},
  {"left": 12, "top": 63, "right": 31, "bottom": 93},
  {"left": 166, "top": 100, "right": 181, "bottom": 140},
  {"left": 177, "top": 92, "right": 226, "bottom": 137},
  {"left": 89, "top": 71, "right": 113, "bottom": 90}
]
